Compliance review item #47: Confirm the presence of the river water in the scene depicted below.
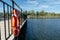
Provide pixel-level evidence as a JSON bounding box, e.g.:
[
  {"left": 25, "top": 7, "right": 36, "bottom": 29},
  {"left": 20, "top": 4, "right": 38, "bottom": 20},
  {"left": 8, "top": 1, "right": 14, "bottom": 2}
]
[{"left": 25, "top": 19, "right": 60, "bottom": 40}]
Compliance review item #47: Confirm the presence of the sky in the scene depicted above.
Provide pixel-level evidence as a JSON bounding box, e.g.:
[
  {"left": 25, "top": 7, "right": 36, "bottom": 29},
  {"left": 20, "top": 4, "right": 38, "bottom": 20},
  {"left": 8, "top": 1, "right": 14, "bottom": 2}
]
[{"left": 0, "top": 0, "right": 60, "bottom": 13}]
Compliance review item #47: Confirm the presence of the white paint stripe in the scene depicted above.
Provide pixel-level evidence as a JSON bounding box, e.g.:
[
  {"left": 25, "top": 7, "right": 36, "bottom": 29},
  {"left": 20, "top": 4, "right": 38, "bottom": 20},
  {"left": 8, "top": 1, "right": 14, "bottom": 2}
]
[
  {"left": 20, "top": 19, "right": 27, "bottom": 29},
  {"left": 8, "top": 34, "right": 14, "bottom": 40}
]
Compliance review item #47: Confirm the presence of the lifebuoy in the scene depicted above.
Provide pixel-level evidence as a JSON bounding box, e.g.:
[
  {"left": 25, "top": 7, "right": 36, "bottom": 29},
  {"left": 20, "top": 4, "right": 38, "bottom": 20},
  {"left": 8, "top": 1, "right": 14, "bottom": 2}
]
[
  {"left": 11, "top": 9, "right": 20, "bottom": 37},
  {"left": 17, "top": 15, "right": 20, "bottom": 36}
]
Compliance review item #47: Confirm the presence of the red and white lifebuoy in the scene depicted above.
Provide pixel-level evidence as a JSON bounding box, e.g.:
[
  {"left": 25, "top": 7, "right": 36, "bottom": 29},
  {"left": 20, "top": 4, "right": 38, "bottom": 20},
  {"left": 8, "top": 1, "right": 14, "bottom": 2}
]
[
  {"left": 11, "top": 9, "right": 20, "bottom": 37},
  {"left": 17, "top": 15, "right": 20, "bottom": 36}
]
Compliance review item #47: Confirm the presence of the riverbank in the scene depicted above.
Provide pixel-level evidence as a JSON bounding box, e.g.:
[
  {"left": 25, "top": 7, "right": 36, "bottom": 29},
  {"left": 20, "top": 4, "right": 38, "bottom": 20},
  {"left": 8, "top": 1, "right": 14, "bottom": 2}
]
[{"left": 28, "top": 16, "right": 60, "bottom": 19}]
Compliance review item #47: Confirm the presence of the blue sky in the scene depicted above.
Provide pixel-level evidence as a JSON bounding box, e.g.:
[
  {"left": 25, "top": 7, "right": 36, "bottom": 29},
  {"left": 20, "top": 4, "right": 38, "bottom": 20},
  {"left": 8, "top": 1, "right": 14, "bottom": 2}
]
[{"left": 0, "top": 0, "right": 60, "bottom": 13}]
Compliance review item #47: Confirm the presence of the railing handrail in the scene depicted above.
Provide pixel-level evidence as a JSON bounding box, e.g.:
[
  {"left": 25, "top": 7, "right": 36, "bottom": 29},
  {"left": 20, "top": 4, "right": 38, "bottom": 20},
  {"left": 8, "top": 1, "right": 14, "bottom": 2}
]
[
  {"left": 10, "top": 0, "right": 23, "bottom": 11},
  {"left": 0, "top": 0, "right": 16, "bottom": 10}
]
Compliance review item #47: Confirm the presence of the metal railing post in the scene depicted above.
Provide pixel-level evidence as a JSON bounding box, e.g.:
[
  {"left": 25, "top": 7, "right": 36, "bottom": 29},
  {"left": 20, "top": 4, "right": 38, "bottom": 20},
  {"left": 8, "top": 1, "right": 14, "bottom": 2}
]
[
  {"left": 0, "top": 27, "right": 1, "bottom": 40},
  {"left": 3, "top": 3, "right": 6, "bottom": 40},
  {"left": 7, "top": 5, "right": 10, "bottom": 36}
]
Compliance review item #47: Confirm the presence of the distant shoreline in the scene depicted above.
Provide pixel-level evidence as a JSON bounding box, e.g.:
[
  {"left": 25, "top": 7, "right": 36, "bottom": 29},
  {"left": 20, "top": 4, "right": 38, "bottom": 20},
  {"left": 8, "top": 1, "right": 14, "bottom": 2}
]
[{"left": 28, "top": 16, "right": 60, "bottom": 19}]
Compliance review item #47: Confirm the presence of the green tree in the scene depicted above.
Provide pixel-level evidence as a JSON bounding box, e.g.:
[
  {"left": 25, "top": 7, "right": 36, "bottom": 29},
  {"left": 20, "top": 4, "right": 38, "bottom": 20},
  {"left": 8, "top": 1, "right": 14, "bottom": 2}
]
[
  {"left": 36, "top": 11, "right": 39, "bottom": 16},
  {"left": 40, "top": 10, "right": 45, "bottom": 16}
]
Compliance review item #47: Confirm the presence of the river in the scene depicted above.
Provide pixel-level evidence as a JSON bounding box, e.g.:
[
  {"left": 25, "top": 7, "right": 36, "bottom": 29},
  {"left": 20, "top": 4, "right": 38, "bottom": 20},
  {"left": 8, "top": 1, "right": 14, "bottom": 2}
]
[{"left": 25, "top": 19, "right": 60, "bottom": 40}]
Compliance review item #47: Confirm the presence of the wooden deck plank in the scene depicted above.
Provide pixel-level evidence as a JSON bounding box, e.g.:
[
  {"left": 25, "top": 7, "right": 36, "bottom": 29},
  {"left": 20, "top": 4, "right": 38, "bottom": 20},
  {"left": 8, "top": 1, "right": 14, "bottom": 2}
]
[{"left": 0, "top": 19, "right": 27, "bottom": 40}]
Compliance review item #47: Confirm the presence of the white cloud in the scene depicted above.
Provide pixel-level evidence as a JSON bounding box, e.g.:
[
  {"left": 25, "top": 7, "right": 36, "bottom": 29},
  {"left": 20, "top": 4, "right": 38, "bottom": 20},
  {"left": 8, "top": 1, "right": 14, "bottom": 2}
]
[
  {"left": 26, "top": 0, "right": 39, "bottom": 6},
  {"left": 20, "top": 0, "right": 60, "bottom": 12},
  {"left": 27, "top": 0, "right": 60, "bottom": 5},
  {"left": 43, "top": 0, "right": 60, "bottom": 5},
  {"left": 44, "top": 0, "right": 59, "bottom": 1},
  {"left": 53, "top": 1, "right": 60, "bottom": 4},
  {"left": 41, "top": 5, "right": 49, "bottom": 8},
  {"left": 39, "top": 5, "right": 49, "bottom": 9}
]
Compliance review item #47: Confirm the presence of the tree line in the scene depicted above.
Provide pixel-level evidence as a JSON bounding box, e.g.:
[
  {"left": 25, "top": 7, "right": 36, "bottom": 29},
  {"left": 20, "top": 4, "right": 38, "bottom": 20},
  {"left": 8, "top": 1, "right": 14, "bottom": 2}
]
[
  {"left": 23, "top": 10, "right": 60, "bottom": 16},
  {"left": 0, "top": 10, "right": 60, "bottom": 18}
]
